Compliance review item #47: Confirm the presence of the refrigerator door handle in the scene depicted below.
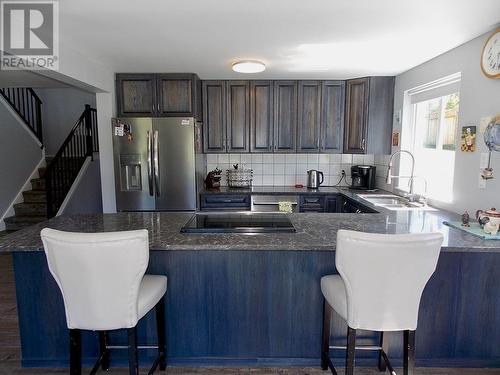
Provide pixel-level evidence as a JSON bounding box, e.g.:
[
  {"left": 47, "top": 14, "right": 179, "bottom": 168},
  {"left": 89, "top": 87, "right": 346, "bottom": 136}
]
[
  {"left": 147, "top": 131, "right": 154, "bottom": 196},
  {"left": 153, "top": 130, "right": 160, "bottom": 196}
]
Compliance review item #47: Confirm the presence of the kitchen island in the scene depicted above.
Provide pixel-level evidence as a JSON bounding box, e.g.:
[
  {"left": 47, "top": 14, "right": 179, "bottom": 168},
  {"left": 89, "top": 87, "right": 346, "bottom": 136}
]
[{"left": 1, "top": 197, "right": 499, "bottom": 368}]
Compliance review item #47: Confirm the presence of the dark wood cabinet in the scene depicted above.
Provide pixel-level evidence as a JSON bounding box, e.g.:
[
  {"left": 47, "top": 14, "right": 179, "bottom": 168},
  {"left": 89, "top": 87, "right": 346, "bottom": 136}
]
[
  {"left": 250, "top": 81, "right": 274, "bottom": 153},
  {"left": 344, "top": 77, "right": 394, "bottom": 154},
  {"left": 321, "top": 81, "right": 345, "bottom": 153},
  {"left": 340, "top": 196, "right": 378, "bottom": 213},
  {"left": 299, "top": 195, "right": 325, "bottom": 212},
  {"left": 200, "top": 194, "right": 251, "bottom": 211},
  {"left": 116, "top": 74, "right": 156, "bottom": 117},
  {"left": 203, "top": 81, "right": 226, "bottom": 153},
  {"left": 200, "top": 77, "right": 393, "bottom": 154},
  {"left": 156, "top": 73, "right": 201, "bottom": 119},
  {"left": 325, "top": 195, "right": 340, "bottom": 213},
  {"left": 274, "top": 81, "right": 297, "bottom": 153},
  {"left": 344, "top": 78, "right": 370, "bottom": 154},
  {"left": 297, "top": 81, "right": 321, "bottom": 152},
  {"left": 226, "top": 81, "right": 250, "bottom": 152},
  {"left": 116, "top": 73, "right": 201, "bottom": 119}
]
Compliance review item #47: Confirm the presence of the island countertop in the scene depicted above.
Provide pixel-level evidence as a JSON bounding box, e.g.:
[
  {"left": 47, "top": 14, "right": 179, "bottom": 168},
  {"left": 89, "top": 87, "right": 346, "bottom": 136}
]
[{"left": 1, "top": 208, "right": 499, "bottom": 252}]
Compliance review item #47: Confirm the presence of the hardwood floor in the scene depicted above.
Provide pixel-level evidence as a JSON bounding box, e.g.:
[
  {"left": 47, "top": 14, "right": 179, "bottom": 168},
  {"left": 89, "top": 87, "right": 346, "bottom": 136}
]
[{"left": 0, "top": 254, "right": 499, "bottom": 375}]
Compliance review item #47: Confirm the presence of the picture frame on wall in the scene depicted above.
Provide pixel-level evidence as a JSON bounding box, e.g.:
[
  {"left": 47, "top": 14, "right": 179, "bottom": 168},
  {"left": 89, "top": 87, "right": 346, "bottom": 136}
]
[{"left": 461, "top": 126, "right": 477, "bottom": 152}]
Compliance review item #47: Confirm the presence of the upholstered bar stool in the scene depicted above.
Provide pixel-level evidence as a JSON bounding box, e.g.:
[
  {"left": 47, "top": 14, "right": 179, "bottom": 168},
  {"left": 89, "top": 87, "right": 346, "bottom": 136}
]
[
  {"left": 41, "top": 228, "right": 167, "bottom": 375},
  {"left": 321, "top": 230, "right": 443, "bottom": 375}
]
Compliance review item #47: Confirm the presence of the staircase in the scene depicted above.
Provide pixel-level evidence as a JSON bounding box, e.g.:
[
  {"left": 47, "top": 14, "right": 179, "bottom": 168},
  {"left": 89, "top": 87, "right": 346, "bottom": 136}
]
[
  {"left": 1, "top": 88, "right": 99, "bottom": 232},
  {"left": 4, "top": 161, "right": 51, "bottom": 231}
]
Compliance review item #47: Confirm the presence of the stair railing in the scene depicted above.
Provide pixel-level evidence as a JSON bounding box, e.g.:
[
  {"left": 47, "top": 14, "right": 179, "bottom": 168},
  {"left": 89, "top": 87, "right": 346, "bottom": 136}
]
[
  {"left": 0, "top": 87, "right": 43, "bottom": 145},
  {"left": 45, "top": 104, "right": 99, "bottom": 218}
]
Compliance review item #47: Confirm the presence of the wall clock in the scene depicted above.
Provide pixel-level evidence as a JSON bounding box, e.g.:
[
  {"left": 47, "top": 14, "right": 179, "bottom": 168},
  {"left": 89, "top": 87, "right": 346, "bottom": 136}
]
[{"left": 481, "top": 28, "right": 500, "bottom": 79}]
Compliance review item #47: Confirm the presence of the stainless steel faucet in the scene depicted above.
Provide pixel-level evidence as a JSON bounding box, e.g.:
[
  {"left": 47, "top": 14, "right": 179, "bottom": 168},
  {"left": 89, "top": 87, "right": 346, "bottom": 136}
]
[{"left": 386, "top": 150, "right": 416, "bottom": 197}]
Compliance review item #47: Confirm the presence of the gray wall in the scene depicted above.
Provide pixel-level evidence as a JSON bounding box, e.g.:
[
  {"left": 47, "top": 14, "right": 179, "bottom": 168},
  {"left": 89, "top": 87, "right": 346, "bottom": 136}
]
[
  {"left": 62, "top": 157, "right": 102, "bottom": 215},
  {"left": 0, "top": 98, "right": 43, "bottom": 220},
  {"left": 391, "top": 27, "right": 500, "bottom": 214},
  {"left": 35, "top": 88, "right": 96, "bottom": 156}
]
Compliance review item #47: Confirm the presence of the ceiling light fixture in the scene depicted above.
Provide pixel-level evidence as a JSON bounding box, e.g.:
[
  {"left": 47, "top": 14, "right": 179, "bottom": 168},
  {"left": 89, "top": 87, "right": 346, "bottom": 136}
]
[{"left": 232, "top": 60, "right": 266, "bottom": 73}]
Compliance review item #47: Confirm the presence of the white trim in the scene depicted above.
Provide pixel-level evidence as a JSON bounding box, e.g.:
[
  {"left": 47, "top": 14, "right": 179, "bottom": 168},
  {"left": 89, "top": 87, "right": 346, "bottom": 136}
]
[
  {"left": 0, "top": 95, "right": 43, "bottom": 148},
  {"left": 56, "top": 156, "right": 92, "bottom": 216},
  {"left": 406, "top": 72, "right": 462, "bottom": 96},
  {"left": 0, "top": 156, "right": 46, "bottom": 231}
]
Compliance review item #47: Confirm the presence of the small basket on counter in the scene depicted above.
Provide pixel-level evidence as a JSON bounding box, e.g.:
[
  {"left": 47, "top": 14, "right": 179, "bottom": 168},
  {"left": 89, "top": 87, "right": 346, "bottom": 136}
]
[{"left": 226, "top": 164, "right": 253, "bottom": 188}]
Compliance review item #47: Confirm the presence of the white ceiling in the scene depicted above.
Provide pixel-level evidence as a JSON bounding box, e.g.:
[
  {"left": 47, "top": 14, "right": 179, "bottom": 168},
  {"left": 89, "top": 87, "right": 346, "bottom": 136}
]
[{"left": 59, "top": 0, "right": 500, "bottom": 79}]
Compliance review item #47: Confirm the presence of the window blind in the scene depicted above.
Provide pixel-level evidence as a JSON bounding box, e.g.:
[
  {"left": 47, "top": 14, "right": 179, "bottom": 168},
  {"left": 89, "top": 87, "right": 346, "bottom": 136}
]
[{"left": 407, "top": 72, "right": 461, "bottom": 104}]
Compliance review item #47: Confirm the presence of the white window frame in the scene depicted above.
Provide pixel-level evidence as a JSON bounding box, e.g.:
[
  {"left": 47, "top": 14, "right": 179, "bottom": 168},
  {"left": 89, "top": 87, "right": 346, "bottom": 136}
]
[{"left": 398, "top": 73, "right": 461, "bottom": 199}]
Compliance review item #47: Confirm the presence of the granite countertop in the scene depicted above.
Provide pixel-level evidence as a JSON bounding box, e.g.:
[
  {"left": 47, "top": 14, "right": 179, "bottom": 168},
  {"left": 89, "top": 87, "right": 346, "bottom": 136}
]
[
  {"left": 0, "top": 203, "right": 499, "bottom": 253},
  {"left": 200, "top": 186, "right": 347, "bottom": 195}
]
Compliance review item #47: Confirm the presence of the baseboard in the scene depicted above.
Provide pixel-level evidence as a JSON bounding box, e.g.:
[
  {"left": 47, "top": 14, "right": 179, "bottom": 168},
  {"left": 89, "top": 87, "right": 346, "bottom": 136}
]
[{"left": 0, "top": 155, "right": 45, "bottom": 231}]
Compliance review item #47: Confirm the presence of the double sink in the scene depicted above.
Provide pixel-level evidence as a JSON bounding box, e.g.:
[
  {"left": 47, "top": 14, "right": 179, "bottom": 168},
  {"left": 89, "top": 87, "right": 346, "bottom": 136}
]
[{"left": 357, "top": 194, "right": 435, "bottom": 211}]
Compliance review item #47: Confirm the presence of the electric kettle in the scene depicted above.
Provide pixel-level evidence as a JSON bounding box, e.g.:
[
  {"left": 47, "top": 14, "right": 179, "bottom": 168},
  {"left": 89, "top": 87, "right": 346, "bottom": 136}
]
[{"left": 307, "top": 170, "right": 324, "bottom": 189}]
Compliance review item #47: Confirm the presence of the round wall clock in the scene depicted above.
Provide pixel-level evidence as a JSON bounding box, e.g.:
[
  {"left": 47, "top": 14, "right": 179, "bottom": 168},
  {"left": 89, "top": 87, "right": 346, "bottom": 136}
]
[{"left": 481, "top": 28, "right": 500, "bottom": 79}]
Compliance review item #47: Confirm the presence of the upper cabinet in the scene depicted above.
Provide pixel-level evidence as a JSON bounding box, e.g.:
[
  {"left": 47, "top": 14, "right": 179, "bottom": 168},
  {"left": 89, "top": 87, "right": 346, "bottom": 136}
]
[
  {"left": 202, "top": 81, "right": 226, "bottom": 153},
  {"left": 274, "top": 81, "right": 297, "bottom": 153},
  {"left": 116, "top": 74, "right": 156, "bottom": 117},
  {"left": 250, "top": 81, "right": 274, "bottom": 153},
  {"left": 116, "top": 73, "right": 201, "bottom": 120},
  {"left": 226, "top": 81, "right": 250, "bottom": 152},
  {"left": 344, "top": 76, "right": 394, "bottom": 154},
  {"left": 321, "top": 81, "right": 345, "bottom": 153},
  {"left": 297, "top": 81, "right": 321, "bottom": 153}
]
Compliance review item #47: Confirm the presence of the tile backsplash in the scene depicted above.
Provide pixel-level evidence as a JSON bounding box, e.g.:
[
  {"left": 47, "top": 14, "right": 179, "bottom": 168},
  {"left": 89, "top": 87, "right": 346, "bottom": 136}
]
[{"left": 206, "top": 153, "right": 379, "bottom": 187}]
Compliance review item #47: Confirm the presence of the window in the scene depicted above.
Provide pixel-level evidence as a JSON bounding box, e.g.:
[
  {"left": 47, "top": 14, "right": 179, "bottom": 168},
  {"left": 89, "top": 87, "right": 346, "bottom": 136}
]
[{"left": 400, "top": 73, "right": 461, "bottom": 203}]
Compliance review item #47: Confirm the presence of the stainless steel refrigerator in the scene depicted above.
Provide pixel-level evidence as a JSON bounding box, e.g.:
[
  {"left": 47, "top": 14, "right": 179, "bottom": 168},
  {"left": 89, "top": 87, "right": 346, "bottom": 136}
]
[{"left": 112, "top": 117, "right": 202, "bottom": 211}]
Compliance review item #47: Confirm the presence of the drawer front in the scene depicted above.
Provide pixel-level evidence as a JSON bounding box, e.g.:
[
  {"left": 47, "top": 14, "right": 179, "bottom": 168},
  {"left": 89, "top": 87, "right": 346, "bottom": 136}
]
[
  {"left": 200, "top": 194, "right": 251, "bottom": 210},
  {"left": 299, "top": 195, "right": 325, "bottom": 212}
]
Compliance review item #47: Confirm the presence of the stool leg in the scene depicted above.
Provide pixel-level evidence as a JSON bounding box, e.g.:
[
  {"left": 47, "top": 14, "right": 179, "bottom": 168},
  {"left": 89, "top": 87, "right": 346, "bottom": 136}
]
[
  {"left": 156, "top": 296, "right": 167, "bottom": 371},
  {"left": 99, "top": 331, "right": 110, "bottom": 371},
  {"left": 128, "top": 327, "right": 139, "bottom": 375},
  {"left": 404, "top": 330, "right": 415, "bottom": 375},
  {"left": 378, "top": 331, "right": 389, "bottom": 371},
  {"left": 345, "top": 327, "right": 356, "bottom": 375},
  {"left": 321, "top": 299, "right": 332, "bottom": 370},
  {"left": 69, "top": 329, "right": 81, "bottom": 375}
]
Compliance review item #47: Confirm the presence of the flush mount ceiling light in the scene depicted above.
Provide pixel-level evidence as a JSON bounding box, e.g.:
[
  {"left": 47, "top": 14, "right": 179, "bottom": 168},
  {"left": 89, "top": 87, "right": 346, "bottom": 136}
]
[{"left": 232, "top": 60, "right": 266, "bottom": 73}]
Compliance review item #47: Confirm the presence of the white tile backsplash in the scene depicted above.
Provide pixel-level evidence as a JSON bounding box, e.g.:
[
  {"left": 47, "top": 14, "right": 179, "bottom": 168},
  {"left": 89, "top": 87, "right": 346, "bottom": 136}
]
[
  {"left": 352, "top": 154, "right": 364, "bottom": 164},
  {"left": 205, "top": 153, "right": 376, "bottom": 187},
  {"left": 251, "top": 154, "right": 263, "bottom": 163},
  {"left": 229, "top": 154, "right": 240, "bottom": 164},
  {"left": 240, "top": 154, "right": 252, "bottom": 164},
  {"left": 207, "top": 154, "right": 218, "bottom": 164},
  {"left": 262, "top": 154, "right": 273, "bottom": 163}
]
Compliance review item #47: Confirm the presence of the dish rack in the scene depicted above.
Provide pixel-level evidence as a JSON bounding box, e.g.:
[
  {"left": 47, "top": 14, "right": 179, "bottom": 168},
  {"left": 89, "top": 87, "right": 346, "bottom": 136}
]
[{"left": 226, "top": 168, "right": 253, "bottom": 188}]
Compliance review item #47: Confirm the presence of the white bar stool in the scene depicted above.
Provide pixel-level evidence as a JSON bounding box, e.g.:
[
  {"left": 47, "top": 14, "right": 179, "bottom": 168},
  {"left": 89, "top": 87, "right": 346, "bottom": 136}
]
[
  {"left": 320, "top": 230, "right": 443, "bottom": 375},
  {"left": 41, "top": 228, "right": 167, "bottom": 375}
]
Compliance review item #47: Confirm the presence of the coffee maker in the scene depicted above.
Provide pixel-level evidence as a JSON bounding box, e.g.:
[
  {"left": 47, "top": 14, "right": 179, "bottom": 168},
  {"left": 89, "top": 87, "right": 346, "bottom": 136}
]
[{"left": 350, "top": 165, "right": 376, "bottom": 190}]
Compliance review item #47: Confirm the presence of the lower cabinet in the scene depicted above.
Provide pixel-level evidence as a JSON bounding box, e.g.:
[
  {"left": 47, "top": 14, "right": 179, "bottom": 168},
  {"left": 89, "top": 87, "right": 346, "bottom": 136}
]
[
  {"left": 325, "top": 195, "right": 340, "bottom": 213},
  {"left": 299, "top": 195, "right": 326, "bottom": 213},
  {"left": 340, "top": 196, "right": 378, "bottom": 213},
  {"left": 200, "top": 194, "right": 251, "bottom": 211},
  {"left": 199, "top": 193, "right": 376, "bottom": 213}
]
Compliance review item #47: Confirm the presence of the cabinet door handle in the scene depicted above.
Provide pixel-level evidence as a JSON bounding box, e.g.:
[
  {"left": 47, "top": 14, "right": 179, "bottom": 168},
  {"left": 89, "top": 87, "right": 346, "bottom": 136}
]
[
  {"left": 361, "top": 138, "right": 366, "bottom": 151},
  {"left": 157, "top": 103, "right": 160, "bottom": 113}
]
